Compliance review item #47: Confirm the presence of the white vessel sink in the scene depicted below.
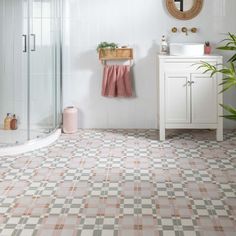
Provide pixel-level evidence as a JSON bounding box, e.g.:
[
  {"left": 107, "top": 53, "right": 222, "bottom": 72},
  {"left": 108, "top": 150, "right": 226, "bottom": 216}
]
[{"left": 169, "top": 43, "right": 205, "bottom": 56}]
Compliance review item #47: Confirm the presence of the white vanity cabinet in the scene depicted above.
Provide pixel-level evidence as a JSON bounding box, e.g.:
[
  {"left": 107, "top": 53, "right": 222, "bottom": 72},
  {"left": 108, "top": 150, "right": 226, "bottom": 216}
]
[{"left": 158, "top": 55, "right": 223, "bottom": 141}]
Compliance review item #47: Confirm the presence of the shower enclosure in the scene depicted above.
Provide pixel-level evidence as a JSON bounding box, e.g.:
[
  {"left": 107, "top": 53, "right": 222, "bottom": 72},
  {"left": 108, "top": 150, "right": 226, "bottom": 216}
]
[{"left": 0, "top": 0, "right": 62, "bottom": 149}]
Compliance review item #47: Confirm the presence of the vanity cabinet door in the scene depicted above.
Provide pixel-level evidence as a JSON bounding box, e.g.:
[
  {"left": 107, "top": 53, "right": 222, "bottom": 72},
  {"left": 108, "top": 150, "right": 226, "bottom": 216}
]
[
  {"left": 165, "top": 73, "right": 191, "bottom": 124},
  {"left": 191, "top": 74, "right": 218, "bottom": 124}
]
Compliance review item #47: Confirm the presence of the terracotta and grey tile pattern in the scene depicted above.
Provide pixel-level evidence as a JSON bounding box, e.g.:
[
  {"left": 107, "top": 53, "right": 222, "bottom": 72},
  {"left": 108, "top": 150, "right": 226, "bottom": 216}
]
[{"left": 0, "top": 129, "right": 236, "bottom": 236}]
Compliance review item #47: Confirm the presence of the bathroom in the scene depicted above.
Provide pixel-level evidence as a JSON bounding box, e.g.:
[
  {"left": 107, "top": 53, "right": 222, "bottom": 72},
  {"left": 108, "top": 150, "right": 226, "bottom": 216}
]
[{"left": 0, "top": 0, "right": 236, "bottom": 235}]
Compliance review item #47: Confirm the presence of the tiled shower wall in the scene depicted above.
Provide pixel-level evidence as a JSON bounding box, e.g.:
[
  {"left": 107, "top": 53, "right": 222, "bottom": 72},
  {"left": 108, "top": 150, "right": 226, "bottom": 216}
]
[{"left": 62, "top": 0, "right": 236, "bottom": 129}]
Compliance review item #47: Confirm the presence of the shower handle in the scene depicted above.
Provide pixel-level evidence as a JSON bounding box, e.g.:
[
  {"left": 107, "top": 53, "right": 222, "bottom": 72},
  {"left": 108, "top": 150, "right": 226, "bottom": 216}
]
[
  {"left": 31, "top": 34, "right": 36, "bottom": 52},
  {"left": 22, "top": 34, "right": 27, "bottom": 52}
]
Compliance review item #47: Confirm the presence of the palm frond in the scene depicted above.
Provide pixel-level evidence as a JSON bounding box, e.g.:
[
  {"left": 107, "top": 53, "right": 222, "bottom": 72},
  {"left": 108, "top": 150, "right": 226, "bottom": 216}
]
[
  {"left": 195, "top": 33, "right": 236, "bottom": 121},
  {"left": 220, "top": 104, "right": 236, "bottom": 120}
]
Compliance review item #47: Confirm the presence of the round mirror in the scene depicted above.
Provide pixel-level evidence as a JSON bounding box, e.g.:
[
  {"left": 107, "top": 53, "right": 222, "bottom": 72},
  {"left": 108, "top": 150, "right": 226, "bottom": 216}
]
[
  {"left": 174, "top": 0, "right": 194, "bottom": 12},
  {"left": 166, "top": 0, "right": 203, "bottom": 20}
]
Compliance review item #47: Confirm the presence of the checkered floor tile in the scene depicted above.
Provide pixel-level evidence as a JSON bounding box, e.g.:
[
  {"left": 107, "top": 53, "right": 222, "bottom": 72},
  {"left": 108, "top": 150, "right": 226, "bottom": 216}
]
[{"left": 0, "top": 129, "right": 236, "bottom": 235}]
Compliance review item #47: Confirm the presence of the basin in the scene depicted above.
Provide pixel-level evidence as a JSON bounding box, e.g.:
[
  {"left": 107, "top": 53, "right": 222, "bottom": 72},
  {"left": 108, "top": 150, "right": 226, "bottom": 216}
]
[{"left": 169, "top": 43, "right": 205, "bottom": 56}]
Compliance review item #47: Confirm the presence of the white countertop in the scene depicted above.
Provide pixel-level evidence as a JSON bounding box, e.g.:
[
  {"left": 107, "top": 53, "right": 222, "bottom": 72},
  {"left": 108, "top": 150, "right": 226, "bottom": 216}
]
[{"left": 158, "top": 54, "right": 222, "bottom": 59}]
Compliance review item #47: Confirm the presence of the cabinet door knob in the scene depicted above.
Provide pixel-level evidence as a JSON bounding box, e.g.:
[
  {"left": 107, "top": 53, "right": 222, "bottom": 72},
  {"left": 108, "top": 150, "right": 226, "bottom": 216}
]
[{"left": 187, "top": 81, "right": 195, "bottom": 85}]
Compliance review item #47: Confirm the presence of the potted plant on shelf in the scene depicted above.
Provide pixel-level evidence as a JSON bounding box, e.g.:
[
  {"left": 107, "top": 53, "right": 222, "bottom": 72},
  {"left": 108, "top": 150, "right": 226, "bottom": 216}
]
[
  {"left": 96, "top": 42, "right": 118, "bottom": 56},
  {"left": 198, "top": 33, "right": 236, "bottom": 120}
]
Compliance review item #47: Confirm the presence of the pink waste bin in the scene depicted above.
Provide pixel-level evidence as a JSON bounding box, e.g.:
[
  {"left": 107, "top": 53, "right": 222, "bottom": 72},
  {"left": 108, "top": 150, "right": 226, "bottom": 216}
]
[{"left": 63, "top": 107, "right": 78, "bottom": 134}]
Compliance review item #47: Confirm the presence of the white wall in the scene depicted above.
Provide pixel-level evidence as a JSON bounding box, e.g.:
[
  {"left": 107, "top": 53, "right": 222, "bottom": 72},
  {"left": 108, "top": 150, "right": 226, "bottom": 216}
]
[{"left": 63, "top": 0, "right": 236, "bottom": 129}]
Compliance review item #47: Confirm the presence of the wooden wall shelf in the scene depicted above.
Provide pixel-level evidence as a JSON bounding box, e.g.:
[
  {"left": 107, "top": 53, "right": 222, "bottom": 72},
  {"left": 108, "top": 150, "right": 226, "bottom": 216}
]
[{"left": 99, "top": 48, "right": 133, "bottom": 61}]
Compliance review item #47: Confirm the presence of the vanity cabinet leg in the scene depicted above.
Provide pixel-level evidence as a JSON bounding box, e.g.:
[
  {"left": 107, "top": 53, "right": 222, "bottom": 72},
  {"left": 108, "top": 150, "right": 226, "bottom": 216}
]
[
  {"left": 216, "top": 114, "right": 223, "bottom": 141},
  {"left": 159, "top": 127, "right": 165, "bottom": 141},
  {"left": 216, "top": 128, "right": 223, "bottom": 142}
]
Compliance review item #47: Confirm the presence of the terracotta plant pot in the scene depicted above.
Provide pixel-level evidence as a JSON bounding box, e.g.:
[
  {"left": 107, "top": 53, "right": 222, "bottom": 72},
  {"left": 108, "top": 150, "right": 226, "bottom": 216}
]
[{"left": 204, "top": 46, "right": 211, "bottom": 55}]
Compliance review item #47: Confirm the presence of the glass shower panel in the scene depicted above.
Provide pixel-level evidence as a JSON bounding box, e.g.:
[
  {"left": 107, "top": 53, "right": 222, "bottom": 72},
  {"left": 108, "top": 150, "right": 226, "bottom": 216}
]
[
  {"left": 29, "top": 0, "right": 57, "bottom": 139},
  {"left": 0, "top": 0, "right": 61, "bottom": 149},
  {"left": 54, "top": 0, "right": 62, "bottom": 128},
  {"left": 51, "top": 0, "right": 62, "bottom": 129},
  {"left": 0, "top": 0, "right": 29, "bottom": 146}
]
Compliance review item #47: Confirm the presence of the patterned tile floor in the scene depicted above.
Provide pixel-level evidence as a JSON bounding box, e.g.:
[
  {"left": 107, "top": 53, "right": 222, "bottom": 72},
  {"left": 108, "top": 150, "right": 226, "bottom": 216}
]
[{"left": 0, "top": 129, "right": 236, "bottom": 236}]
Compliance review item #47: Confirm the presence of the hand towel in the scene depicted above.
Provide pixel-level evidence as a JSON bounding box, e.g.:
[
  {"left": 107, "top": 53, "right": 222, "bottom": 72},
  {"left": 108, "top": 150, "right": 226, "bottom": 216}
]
[{"left": 102, "top": 65, "right": 132, "bottom": 97}]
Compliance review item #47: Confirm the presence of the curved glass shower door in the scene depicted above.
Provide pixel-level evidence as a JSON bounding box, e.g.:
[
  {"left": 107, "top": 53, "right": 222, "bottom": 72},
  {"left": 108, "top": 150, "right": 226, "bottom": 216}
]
[
  {"left": 29, "top": 0, "right": 61, "bottom": 139},
  {"left": 0, "top": 0, "right": 61, "bottom": 147},
  {"left": 0, "top": 0, "right": 29, "bottom": 146}
]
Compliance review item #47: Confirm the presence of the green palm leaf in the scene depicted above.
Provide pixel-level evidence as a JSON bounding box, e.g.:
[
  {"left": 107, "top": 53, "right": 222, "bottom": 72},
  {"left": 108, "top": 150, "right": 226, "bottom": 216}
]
[
  {"left": 220, "top": 104, "right": 236, "bottom": 120},
  {"left": 198, "top": 33, "right": 236, "bottom": 121}
]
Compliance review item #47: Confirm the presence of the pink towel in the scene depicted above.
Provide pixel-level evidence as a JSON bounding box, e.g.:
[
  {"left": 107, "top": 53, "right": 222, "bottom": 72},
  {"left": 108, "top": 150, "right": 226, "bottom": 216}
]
[{"left": 102, "top": 65, "right": 132, "bottom": 97}]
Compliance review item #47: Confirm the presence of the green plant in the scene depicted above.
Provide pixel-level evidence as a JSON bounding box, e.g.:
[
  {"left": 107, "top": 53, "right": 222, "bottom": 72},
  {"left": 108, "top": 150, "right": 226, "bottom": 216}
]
[
  {"left": 198, "top": 33, "right": 236, "bottom": 120},
  {"left": 96, "top": 42, "right": 118, "bottom": 55}
]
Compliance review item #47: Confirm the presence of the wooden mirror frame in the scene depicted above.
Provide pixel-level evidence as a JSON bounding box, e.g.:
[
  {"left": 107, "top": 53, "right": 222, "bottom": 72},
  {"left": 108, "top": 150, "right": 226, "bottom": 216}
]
[{"left": 166, "top": 0, "right": 203, "bottom": 20}]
